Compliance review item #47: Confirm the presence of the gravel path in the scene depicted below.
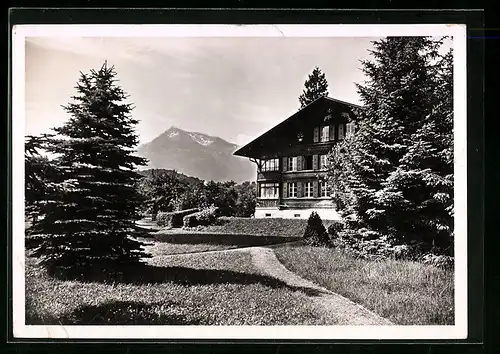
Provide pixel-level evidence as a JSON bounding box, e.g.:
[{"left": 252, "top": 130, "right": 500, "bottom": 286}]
[
  {"left": 152, "top": 245, "right": 393, "bottom": 326},
  {"left": 248, "top": 247, "right": 392, "bottom": 325}
]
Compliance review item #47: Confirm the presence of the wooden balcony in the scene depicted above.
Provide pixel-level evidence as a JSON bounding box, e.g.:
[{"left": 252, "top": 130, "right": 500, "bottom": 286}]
[
  {"left": 282, "top": 169, "right": 327, "bottom": 180},
  {"left": 280, "top": 198, "right": 336, "bottom": 209},
  {"left": 256, "top": 197, "right": 336, "bottom": 210},
  {"left": 256, "top": 198, "right": 279, "bottom": 208},
  {"left": 258, "top": 169, "right": 328, "bottom": 181},
  {"left": 282, "top": 141, "right": 336, "bottom": 157},
  {"left": 257, "top": 170, "right": 281, "bottom": 181}
]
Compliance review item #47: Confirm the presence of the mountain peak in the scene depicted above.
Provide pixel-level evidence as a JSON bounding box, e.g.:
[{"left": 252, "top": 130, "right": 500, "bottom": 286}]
[
  {"left": 161, "top": 126, "right": 216, "bottom": 146},
  {"left": 137, "top": 127, "right": 254, "bottom": 182}
]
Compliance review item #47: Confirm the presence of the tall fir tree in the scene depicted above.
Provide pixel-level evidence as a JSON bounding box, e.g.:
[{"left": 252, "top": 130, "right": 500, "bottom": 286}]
[
  {"left": 25, "top": 134, "right": 56, "bottom": 224},
  {"left": 383, "top": 47, "right": 454, "bottom": 252},
  {"left": 28, "top": 62, "right": 150, "bottom": 269},
  {"left": 298, "top": 66, "right": 329, "bottom": 108},
  {"left": 327, "top": 37, "right": 453, "bottom": 253}
]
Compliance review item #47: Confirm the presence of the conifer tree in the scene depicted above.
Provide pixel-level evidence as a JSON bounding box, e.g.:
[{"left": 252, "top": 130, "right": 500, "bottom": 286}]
[
  {"left": 382, "top": 47, "right": 454, "bottom": 252},
  {"left": 25, "top": 134, "right": 55, "bottom": 224},
  {"left": 327, "top": 37, "right": 453, "bottom": 253},
  {"left": 28, "top": 62, "right": 150, "bottom": 270},
  {"left": 298, "top": 66, "right": 329, "bottom": 108},
  {"left": 303, "top": 211, "right": 331, "bottom": 246}
]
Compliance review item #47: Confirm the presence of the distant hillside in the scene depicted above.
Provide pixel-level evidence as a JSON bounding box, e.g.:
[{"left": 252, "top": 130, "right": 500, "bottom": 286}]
[
  {"left": 136, "top": 126, "right": 256, "bottom": 183},
  {"left": 138, "top": 168, "right": 203, "bottom": 186}
]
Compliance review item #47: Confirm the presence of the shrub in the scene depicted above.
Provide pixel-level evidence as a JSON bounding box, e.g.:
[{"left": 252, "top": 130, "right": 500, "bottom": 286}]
[
  {"left": 327, "top": 222, "right": 344, "bottom": 239},
  {"left": 157, "top": 208, "right": 199, "bottom": 228},
  {"left": 183, "top": 206, "right": 219, "bottom": 228},
  {"left": 421, "top": 253, "right": 454, "bottom": 269},
  {"left": 303, "top": 212, "right": 331, "bottom": 247}
]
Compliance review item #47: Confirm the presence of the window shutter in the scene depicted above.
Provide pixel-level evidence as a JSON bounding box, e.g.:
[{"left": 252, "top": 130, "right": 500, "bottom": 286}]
[
  {"left": 329, "top": 125, "right": 335, "bottom": 141},
  {"left": 312, "top": 154, "right": 318, "bottom": 170},
  {"left": 296, "top": 156, "right": 302, "bottom": 171},
  {"left": 313, "top": 127, "right": 319, "bottom": 143},
  {"left": 282, "top": 157, "right": 288, "bottom": 172},
  {"left": 297, "top": 181, "right": 303, "bottom": 198},
  {"left": 313, "top": 180, "right": 318, "bottom": 198},
  {"left": 282, "top": 182, "right": 288, "bottom": 199}
]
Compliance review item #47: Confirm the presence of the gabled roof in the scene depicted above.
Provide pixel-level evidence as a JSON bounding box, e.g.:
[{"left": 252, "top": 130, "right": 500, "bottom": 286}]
[{"left": 233, "top": 96, "right": 362, "bottom": 158}]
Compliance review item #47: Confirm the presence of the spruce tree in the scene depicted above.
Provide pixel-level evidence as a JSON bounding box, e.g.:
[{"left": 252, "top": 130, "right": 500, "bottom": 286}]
[
  {"left": 298, "top": 66, "right": 329, "bottom": 108},
  {"left": 328, "top": 37, "right": 453, "bottom": 252},
  {"left": 25, "top": 134, "right": 55, "bottom": 224},
  {"left": 303, "top": 211, "right": 330, "bottom": 246},
  {"left": 382, "top": 47, "right": 454, "bottom": 253},
  {"left": 28, "top": 62, "right": 150, "bottom": 270}
]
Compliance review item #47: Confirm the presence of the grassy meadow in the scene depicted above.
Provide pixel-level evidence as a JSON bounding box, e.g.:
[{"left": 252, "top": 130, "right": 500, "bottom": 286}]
[
  {"left": 25, "top": 249, "right": 331, "bottom": 325},
  {"left": 274, "top": 244, "right": 454, "bottom": 325},
  {"left": 25, "top": 217, "right": 454, "bottom": 326}
]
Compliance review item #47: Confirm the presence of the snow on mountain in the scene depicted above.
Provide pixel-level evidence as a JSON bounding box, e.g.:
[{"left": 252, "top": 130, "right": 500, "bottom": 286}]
[{"left": 137, "top": 126, "right": 255, "bottom": 182}]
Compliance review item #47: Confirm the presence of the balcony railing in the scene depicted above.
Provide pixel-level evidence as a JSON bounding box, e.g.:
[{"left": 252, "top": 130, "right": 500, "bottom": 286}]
[
  {"left": 256, "top": 198, "right": 279, "bottom": 208},
  {"left": 282, "top": 170, "right": 327, "bottom": 180},
  {"left": 258, "top": 170, "right": 328, "bottom": 181},
  {"left": 257, "top": 170, "right": 280, "bottom": 181},
  {"left": 280, "top": 198, "right": 336, "bottom": 209}
]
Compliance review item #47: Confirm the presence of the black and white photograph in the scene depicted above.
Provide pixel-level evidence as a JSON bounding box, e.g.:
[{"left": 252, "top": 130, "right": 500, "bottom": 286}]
[{"left": 12, "top": 23, "right": 467, "bottom": 339}]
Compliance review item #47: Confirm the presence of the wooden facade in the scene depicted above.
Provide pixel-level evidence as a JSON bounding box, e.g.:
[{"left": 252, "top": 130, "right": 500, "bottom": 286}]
[{"left": 233, "top": 96, "right": 359, "bottom": 219}]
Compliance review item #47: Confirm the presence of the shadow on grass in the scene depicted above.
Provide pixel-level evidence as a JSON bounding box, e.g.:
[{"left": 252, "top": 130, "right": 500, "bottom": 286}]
[
  {"left": 50, "top": 263, "right": 324, "bottom": 297},
  {"left": 152, "top": 232, "right": 301, "bottom": 247},
  {"left": 27, "top": 300, "right": 201, "bottom": 325}
]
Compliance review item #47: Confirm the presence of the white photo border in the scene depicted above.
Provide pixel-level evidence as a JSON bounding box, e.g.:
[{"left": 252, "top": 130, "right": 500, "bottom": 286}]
[{"left": 11, "top": 23, "right": 468, "bottom": 340}]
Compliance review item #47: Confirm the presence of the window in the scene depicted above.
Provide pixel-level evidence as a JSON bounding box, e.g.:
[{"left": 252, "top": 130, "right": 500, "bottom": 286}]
[
  {"left": 288, "top": 182, "right": 297, "bottom": 198},
  {"left": 304, "top": 182, "right": 313, "bottom": 198},
  {"left": 320, "top": 181, "right": 329, "bottom": 198},
  {"left": 261, "top": 158, "right": 279, "bottom": 172},
  {"left": 294, "top": 214, "right": 301, "bottom": 218},
  {"left": 320, "top": 155, "right": 328, "bottom": 169},
  {"left": 346, "top": 122, "right": 355, "bottom": 137},
  {"left": 259, "top": 183, "right": 279, "bottom": 199},
  {"left": 338, "top": 124, "right": 345, "bottom": 140},
  {"left": 320, "top": 126, "right": 329, "bottom": 142},
  {"left": 288, "top": 157, "right": 297, "bottom": 171},
  {"left": 303, "top": 155, "right": 313, "bottom": 170},
  {"left": 265, "top": 213, "right": 272, "bottom": 217}
]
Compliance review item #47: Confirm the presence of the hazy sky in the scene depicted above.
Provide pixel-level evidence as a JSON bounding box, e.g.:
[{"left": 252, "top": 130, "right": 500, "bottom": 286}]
[{"left": 25, "top": 36, "right": 383, "bottom": 146}]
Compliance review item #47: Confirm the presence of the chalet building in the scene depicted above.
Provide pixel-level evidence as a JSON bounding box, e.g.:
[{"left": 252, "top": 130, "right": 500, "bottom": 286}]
[{"left": 234, "top": 96, "right": 358, "bottom": 220}]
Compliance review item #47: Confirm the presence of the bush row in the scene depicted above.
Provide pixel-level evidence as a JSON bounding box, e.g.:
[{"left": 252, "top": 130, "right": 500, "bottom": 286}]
[
  {"left": 183, "top": 206, "right": 219, "bottom": 228},
  {"left": 326, "top": 223, "right": 454, "bottom": 269},
  {"left": 299, "top": 213, "right": 454, "bottom": 269},
  {"left": 156, "top": 208, "right": 199, "bottom": 228}
]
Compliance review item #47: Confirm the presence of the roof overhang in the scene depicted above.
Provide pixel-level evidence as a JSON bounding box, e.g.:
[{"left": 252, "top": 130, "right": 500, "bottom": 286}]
[{"left": 233, "top": 96, "right": 362, "bottom": 159}]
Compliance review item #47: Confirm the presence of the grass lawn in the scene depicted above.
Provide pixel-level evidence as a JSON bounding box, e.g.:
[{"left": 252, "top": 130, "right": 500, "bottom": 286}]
[
  {"left": 26, "top": 250, "right": 331, "bottom": 325},
  {"left": 142, "top": 239, "right": 238, "bottom": 256},
  {"left": 148, "top": 218, "right": 312, "bottom": 252},
  {"left": 273, "top": 244, "right": 454, "bottom": 325}
]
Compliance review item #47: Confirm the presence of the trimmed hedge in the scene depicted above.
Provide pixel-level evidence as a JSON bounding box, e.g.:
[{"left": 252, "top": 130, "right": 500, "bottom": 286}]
[
  {"left": 197, "top": 217, "right": 341, "bottom": 238},
  {"left": 183, "top": 206, "right": 219, "bottom": 228},
  {"left": 157, "top": 208, "right": 199, "bottom": 228}
]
